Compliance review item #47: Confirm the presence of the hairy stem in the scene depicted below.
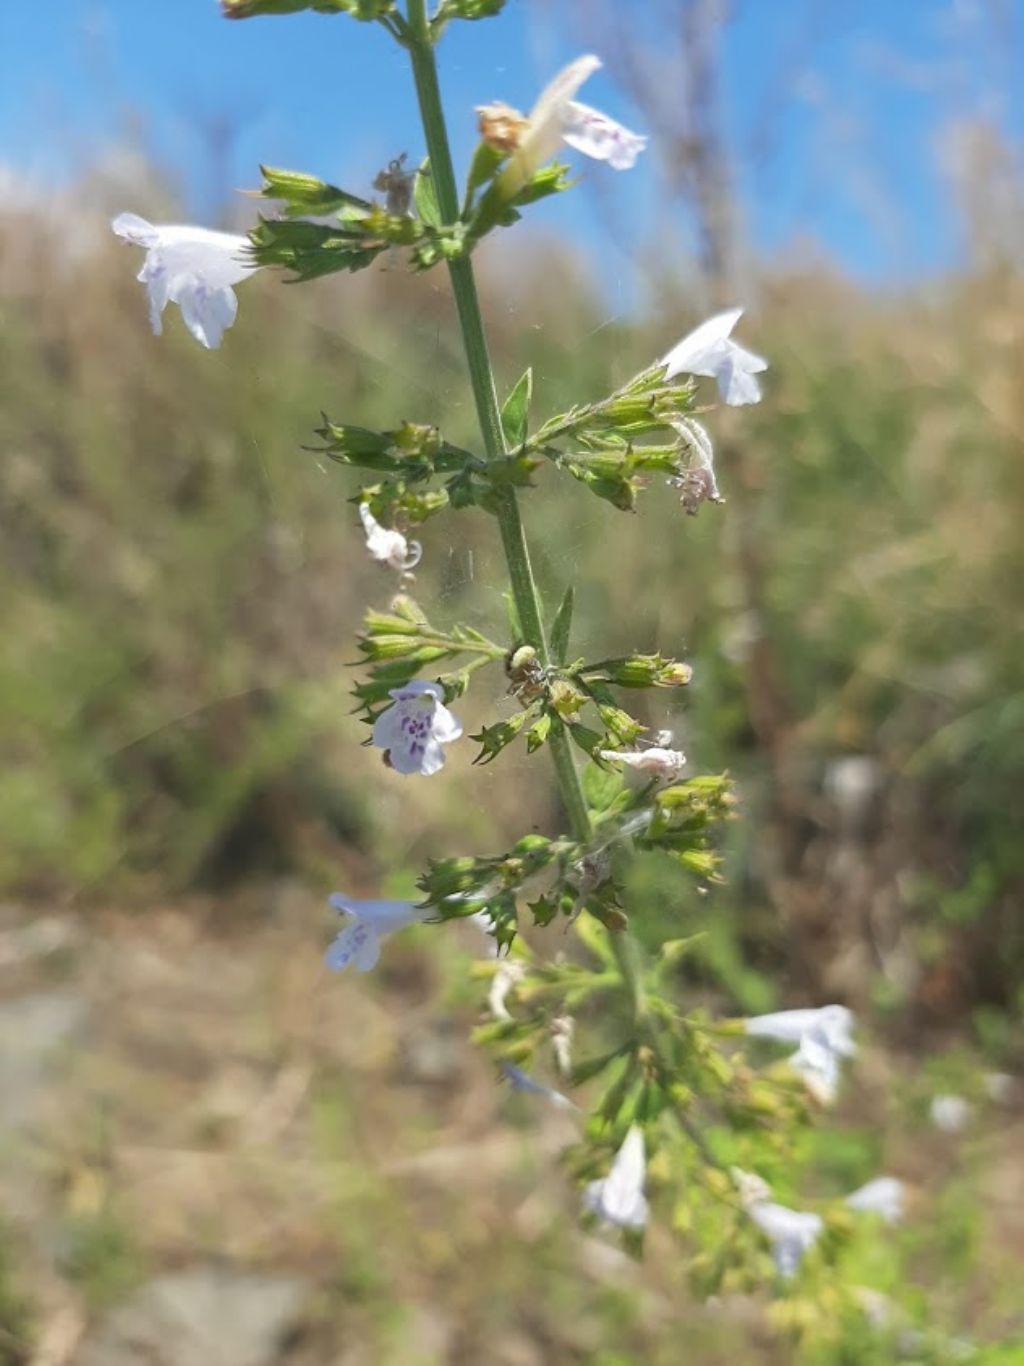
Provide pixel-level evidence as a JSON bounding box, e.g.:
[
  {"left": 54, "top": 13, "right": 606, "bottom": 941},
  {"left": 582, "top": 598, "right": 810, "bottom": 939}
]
[{"left": 404, "top": 0, "right": 644, "bottom": 1018}]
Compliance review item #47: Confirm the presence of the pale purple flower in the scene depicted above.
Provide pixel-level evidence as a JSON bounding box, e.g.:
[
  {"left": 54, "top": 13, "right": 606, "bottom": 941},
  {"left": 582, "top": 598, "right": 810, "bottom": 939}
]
[
  {"left": 733, "top": 1172, "right": 823, "bottom": 1280},
  {"left": 748, "top": 1200, "right": 824, "bottom": 1279},
  {"left": 371, "top": 680, "right": 463, "bottom": 776},
  {"left": 598, "top": 745, "right": 686, "bottom": 780},
  {"left": 745, "top": 1005, "right": 855, "bottom": 1105},
  {"left": 359, "top": 504, "right": 422, "bottom": 573},
  {"left": 745, "top": 1005, "right": 856, "bottom": 1058},
  {"left": 325, "top": 893, "right": 424, "bottom": 973},
  {"left": 500, "top": 1062, "right": 577, "bottom": 1111},
  {"left": 845, "top": 1177, "right": 905, "bottom": 1225},
  {"left": 583, "top": 1126, "right": 649, "bottom": 1231},
  {"left": 789, "top": 1031, "right": 844, "bottom": 1104},
  {"left": 112, "top": 212, "right": 258, "bottom": 349},
  {"left": 662, "top": 307, "right": 767, "bottom": 406}
]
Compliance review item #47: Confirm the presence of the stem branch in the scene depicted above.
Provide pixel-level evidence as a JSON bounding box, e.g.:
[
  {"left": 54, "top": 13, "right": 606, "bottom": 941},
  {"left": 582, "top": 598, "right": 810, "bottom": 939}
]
[{"left": 405, "top": 0, "right": 644, "bottom": 1018}]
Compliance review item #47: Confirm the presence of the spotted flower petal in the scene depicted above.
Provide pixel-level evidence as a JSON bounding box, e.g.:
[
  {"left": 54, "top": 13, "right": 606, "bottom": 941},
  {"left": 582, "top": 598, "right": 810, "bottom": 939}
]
[
  {"left": 372, "top": 680, "right": 463, "bottom": 776},
  {"left": 560, "top": 101, "right": 647, "bottom": 170},
  {"left": 324, "top": 893, "right": 423, "bottom": 974}
]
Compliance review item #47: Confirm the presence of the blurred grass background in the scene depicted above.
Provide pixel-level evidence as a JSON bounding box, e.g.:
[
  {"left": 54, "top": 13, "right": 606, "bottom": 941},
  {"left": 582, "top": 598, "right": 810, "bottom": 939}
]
[{"left": 1, "top": 2, "right": 1024, "bottom": 1361}]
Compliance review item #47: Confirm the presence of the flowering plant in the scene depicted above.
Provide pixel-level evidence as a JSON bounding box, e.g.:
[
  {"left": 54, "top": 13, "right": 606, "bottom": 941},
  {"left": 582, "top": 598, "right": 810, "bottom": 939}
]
[{"left": 111, "top": 1, "right": 930, "bottom": 1354}]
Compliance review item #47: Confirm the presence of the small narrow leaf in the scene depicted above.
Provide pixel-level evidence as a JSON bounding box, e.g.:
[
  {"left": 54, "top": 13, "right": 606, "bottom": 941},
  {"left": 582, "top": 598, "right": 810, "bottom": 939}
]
[
  {"left": 472, "top": 708, "right": 535, "bottom": 764},
  {"left": 582, "top": 762, "right": 625, "bottom": 815},
  {"left": 414, "top": 159, "right": 442, "bottom": 227},
  {"left": 525, "top": 712, "right": 552, "bottom": 754},
  {"left": 549, "top": 585, "right": 574, "bottom": 665},
  {"left": 500, "top": 368, "right": 533, "bottom": 449},
  {"left": 463, "top": 141, "right": 506, "bottom": 208},
  {"left": 567, "top": 722, "right": 605, "bottom": 758}
]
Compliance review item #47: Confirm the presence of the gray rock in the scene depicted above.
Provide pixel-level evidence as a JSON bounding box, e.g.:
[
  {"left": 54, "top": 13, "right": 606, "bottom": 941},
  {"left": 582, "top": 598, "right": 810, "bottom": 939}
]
[
  {"left": 0, "top": 991, "right": 88, "bottom": 1133},
  {"left": 79, "top": 1269, "right": 310, "bottom": 1366}
]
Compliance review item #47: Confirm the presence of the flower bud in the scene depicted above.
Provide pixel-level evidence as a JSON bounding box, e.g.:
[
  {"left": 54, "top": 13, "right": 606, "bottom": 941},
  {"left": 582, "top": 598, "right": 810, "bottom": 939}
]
[
  {"left": 476, "top": 102, "right": 530, "bottom": 154},
  {"left": 588, "top": 653, "right": 693, "bottom": 689}
]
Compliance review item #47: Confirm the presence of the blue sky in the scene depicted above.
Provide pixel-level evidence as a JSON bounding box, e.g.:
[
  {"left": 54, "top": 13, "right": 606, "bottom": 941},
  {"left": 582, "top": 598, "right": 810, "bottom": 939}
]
[{"left": 1, "top": 0, "right": 1021, "bottom": 284}]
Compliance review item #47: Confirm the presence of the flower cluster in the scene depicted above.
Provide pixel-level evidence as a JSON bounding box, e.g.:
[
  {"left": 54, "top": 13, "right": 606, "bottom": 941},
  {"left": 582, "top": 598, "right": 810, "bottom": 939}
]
[{"left": 110, "top": 3, "right": 939, "bottom": 1345}]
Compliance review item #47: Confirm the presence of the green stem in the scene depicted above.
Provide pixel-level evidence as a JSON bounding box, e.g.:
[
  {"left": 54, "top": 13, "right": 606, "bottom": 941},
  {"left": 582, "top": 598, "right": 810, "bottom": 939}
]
[{"left": 404, "top": 0, "right": 644, "bottom": 1018}]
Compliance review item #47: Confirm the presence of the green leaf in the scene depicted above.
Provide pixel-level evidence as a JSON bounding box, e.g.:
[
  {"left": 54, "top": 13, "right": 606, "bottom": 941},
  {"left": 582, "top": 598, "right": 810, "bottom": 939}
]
[
  {"left": 248, "top": 218, "right": 385, "bottom": 282},
  {"left": 463, "top": 141, "right": 506, "bottom": 209},
  {"left": 549, "top": 585, "right": 574, "bottom": 665},
  {"left": 413, "top": 159, "right": 441, "bottom": 228},
  {"left": 224, "top": 0, "right": 395, "bottom": 16},
  {"left": 223, "top": 0, "right": 346, "bottom": 15},
  {"left": 472, "top": 708, "right": 536, "bottom": 764},
  {"left": 567, "top": 723, "right": 605, "bottom": 759},
  {"left": 582, "top": 762, "right": 625, "bottom": 815},
  {"left": 434, "top": 0, "right": 506, "bottom": 23},
  {"left": 570, "top": 1045, "right": 630, "bottom": 1087},
  {"left": 500, "top": 368, "right": 533, "bottom": 449},
  {"left": 468, "top": 162, "right": 572, "bottom": 244}
]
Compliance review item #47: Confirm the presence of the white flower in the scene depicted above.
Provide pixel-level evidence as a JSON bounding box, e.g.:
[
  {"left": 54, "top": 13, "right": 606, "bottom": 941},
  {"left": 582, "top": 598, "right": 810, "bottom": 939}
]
[
  {"left": 324, "top": 893, "right": 424, "bottom": 973},
  {"left": 930, "top": 1094, "right": 973, "bottom": 1133},
  {"left": 745, "top": 1005, "right": 856, "bottom": 1105},
  {"left": 789, "top": 1031, "right": 844, "bottom": 1104},
  {"left": 359, "top": 503, "right": 422, "bottom": 573},
  {"left": 488, "top": 960, "right": 525, "bottom": 1022},
  {"left": 732, "top": 1168, "right": 823, "bottom": 1278},
  {"left": 500, "top": 1062, "right": 576, "bottom": 1111},
  {"left": 845, "top": 1176, "right": 905, "bottom": 1224},
  {"left": 371, "top": 680, "right": 463, "bottom": 776},
  {"left": 599, "top": 745, "right": 686, "bottom": 780},
  {"left": 748, "top": 1200, "right": 824, "bottom": 1279},
  {"left": 583, "top": 1126, "right": 649, "bottom": 1231},
  {"left": 662, "top": 307, "right": 767, "bottom": 406},
  {"left": 745, "top": 1005, "right": 856, "bottom": 1057},
  {"left": 491, "top": 55, "right": 645, "bottom": 197},
  {"left": 112, "top": 212, "right": 257, "bottom": 349},
  {"left": 551, "top": 1014, "right": 574, "bottom": 1077}
]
